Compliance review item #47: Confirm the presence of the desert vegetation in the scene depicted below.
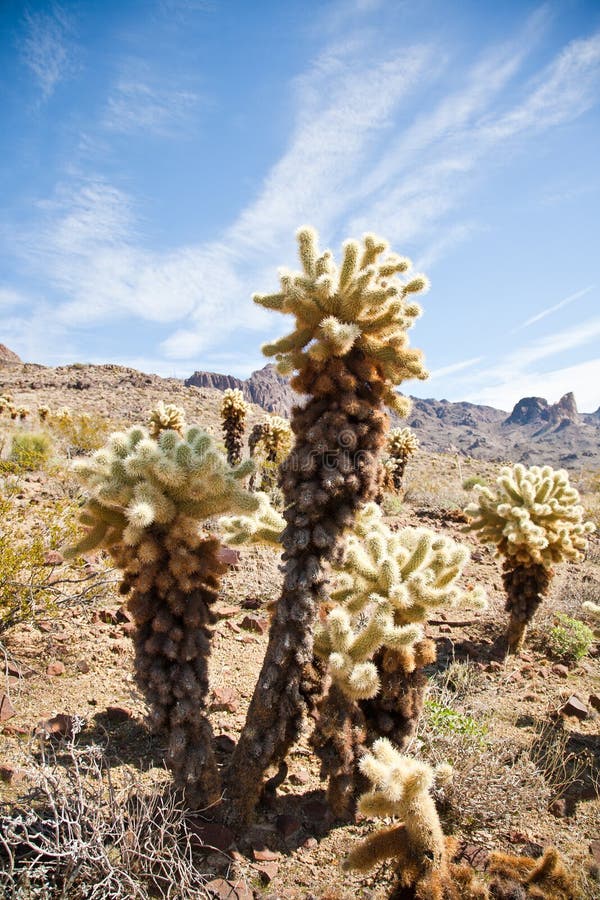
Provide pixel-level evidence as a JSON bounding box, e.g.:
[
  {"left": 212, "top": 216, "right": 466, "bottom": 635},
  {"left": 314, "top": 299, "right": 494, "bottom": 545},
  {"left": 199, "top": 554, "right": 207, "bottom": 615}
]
[{"left": 0, "top": 228, "right": 598, "bottom": 899}]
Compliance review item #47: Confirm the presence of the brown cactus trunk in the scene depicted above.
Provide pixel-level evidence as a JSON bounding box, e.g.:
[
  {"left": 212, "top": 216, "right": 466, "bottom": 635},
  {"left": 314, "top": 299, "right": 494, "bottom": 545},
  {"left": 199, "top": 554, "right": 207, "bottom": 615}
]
[
  {"left": 225, "top": 352, "right": 388, "bottom": 827},
  {"left": 502, "top": 562, "right": 552, "bottom": 655}
]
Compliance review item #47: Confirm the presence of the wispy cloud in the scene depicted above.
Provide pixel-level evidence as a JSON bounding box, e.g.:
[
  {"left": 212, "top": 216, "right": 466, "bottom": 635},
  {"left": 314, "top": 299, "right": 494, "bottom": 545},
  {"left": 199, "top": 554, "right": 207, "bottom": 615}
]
[
  {"left": 19, "top": 4, "right": 74, "bottom": 99},
  {"left": 512, "top": 285, "right": 595, "bottom": 332},
  {"left": 428, "top": 357, "right": 483, "bottom": 379},
  {"left": 471, "top": 358, "right": 600, "bottom": 413},
  {"left": 104, "top": 77, "right": 201, "bottom": 136}
]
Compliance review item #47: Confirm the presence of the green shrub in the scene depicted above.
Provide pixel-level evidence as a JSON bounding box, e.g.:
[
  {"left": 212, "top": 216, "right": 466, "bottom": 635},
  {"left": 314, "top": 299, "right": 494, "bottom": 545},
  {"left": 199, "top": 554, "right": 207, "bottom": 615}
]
[
  {"left": 51, "top": 411, "right": 112, "bottom": 455},
  {"left": 462, "top": 475, "right": 486, "bottom": 491},
  {"left": 547, "top": 613, "right": 594, "bottom": 663},
  {"left": 423, "top": 698, "right": 488, "bottom": 748},
  {"left": 8, "top": 432, "right": 53, "bottom": 471}
]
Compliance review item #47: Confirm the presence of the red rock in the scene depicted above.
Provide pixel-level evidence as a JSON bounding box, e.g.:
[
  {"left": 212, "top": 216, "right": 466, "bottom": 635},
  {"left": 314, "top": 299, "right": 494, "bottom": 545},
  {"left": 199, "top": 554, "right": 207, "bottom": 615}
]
[
  {"left": 38, "top": 621, "right": 53, "bottom": 633},
  {"left": 456, "top": 843, "right": 489, "bottom": 869},
  {"left": 4, "top": 660, "right": 22, "bottom": 679},
  {"left": 210, "top": 687, "right": 238, "bottom": 713},
  {"left": 289, "top": 768, "right": 310, "bottom": 786},
  {"left": 0, "top": 692, "right": 16, "bottom": 722},
  {"left": 439, "top": 624, "right": 451, "bottom": 634},
  {"left": 253, "top": 860, "right": 278, "bottom": 884},
  {"left": 40, "top": 714, "right": 75, "bottom": 738},
  {"left": 189, "top": 820, "right": 235, "bottom": 852},
  {"left": 75, "top": 659, "right": 90, "bottom": 674},
  {"left": 301, "top": 837, "right": 318, "bottom": 850},
  {"left": 215, "top": 733, "right": 236, "bottom": 753},
  {"left": 205, "top": 878, "right": 253, "bottom": 900},
  {"left": 589, "top": 694, "right": 600, "bottom": 713},
  {"left": 559, "top": 695, "right": 588, "bottom": 720},
  {"left": 46, "top": 661, "right": 65, "bottom": 676},
  {"left": 217, "top": 546, "right": 241, "bottom": 567},
  {"left": 241, "top": 597, "right": 262, "bottom": 610},
  {"left": 486, "top": 661, "right": 503, "bottom": 673},
  {"left": 241, "top": 615, "right": 269, "bottom": 635},
  {"left": 252, "top": 847, "right": 280, "bottom": 862},
  {"left": 214, "top": 604, "right": 240, "bottom": 619},
  {"left": 2, "top": 723, "right": 28, "bottom": 737},
  {"left": 551, "top": 664, "right": 569, "bottom": 679},
  {"left": 227, "top": 621, "right": 241, "bottom": 633},
  {"left": 239, "top": 634, "right": 258, "bottom": 644},
  {"left": 93, "top": 607, "right": 119, "bottom": 625},
  {"left": 0, "top": 764, "right": 27, "bottom": 784},
  {"left": 116, "top": 604, "right": 134, "bottom": 624},
  {"left": 105, "top": 706, "right": 133, "bottom": 723},
  {"left": 43, "top": 550, "right": 64, "bottom": 566}
]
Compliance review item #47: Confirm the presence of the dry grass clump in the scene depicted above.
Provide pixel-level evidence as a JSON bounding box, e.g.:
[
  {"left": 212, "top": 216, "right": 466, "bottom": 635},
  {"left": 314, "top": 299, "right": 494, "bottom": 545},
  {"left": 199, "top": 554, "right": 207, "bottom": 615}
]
[{"left": 0, "top": 732, "right": 218, "bottom": 900}]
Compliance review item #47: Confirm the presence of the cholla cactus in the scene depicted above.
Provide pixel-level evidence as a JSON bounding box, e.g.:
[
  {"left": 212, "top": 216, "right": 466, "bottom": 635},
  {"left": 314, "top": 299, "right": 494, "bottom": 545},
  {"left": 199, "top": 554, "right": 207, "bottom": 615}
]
[
  {"left": 220, "top": 389, "right": 247, "bottom": 466},
  {"left": 68, "top": 424, "right": 258, "bottom": 807},
  {"left": 53, "top": 406, "right": 73, "bottom": 426},
  {"left": 465, "top": 464, "right": 595, "bottom": 653},
  {"left": 220, "top": 492, "right": 285, "bottom": 547},
  {"left": 344, "top": 740, "right": 485, "bottom": 898},
  {"left": 311, "top": 503, "right": 485, "bottom": 816},
  {"left": 38, "top": 405, "right": 50, "bottom": 422},
  {"left": 0, "top": 395, "right": 12, "bottom": 414},
  {"left": 227, "top": 227, "right": 428, "bottom": 826},
  {"left": 16, "top": 405, "right": 29, "bottom": 420},
  {"left": 148, "top": 401, "right": 186, "bottom": 439},
  {"left": 385, "top": 427, "right": 419, "bottom": 492},
  {"left": 488, "top": 848, "right": 577, "bottom": 899},
  {"left": 249, "top": 415, "right": 293, "bottom": 490}
]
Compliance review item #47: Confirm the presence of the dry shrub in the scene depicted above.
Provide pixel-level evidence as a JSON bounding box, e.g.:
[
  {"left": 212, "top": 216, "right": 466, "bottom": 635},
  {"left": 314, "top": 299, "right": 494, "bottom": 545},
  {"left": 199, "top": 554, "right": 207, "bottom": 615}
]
[{"left": 0, "top": 731, "right": 221, "bottom": 899}]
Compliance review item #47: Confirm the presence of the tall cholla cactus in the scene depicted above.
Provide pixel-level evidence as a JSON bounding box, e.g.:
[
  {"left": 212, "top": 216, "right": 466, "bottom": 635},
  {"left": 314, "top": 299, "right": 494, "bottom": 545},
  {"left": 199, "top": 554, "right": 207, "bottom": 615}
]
[
  {"left": 148, "top": 400, "right": 186, "bottom": 439},
  {"left": 220, "top": 389, "right": 248, "bottom": 466},
  {"left": 249, "top": 415, "right": 293, "bottom": 490},
  {"left": 38, "top": 404, "right": 50, "bottom": 422},
  {"left": 385, "top": 427, "right": 419, "bottom": 492},
  {"left": 226, "top": 226, "right": 429, "bottom": 827},
  {"left": 67, "top": 413, "right": 258, "bottom": 807},
  {"left": 343, "top": 740, "right": 486, "bottom": 898},
  {"left": 311, "top": 503, "right": 485, "bottom": 816},
  {"left": 464, "top": 464, "right": 595, "bottom": 653}
]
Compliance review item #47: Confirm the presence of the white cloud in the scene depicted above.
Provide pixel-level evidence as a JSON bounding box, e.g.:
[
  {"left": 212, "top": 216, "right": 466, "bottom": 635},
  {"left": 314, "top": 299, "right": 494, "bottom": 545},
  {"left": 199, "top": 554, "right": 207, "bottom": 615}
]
[
  {"left": 512, "top": 285, "right": 595, "bottom": 331},
  {"left": 20, "top": 4, "right": 73, "bottom": 99},
  {"left": 104, "top": 79, "right": 200, "bottom": 136},
  {"left": 428, "top": 356, "right": 483, "bottom": 379},
  {"left": 0, "top": 288, "right": 29, "bottom": 310},
  {"left": 470, "top": 357, "right": 600, "bottom": 413}
]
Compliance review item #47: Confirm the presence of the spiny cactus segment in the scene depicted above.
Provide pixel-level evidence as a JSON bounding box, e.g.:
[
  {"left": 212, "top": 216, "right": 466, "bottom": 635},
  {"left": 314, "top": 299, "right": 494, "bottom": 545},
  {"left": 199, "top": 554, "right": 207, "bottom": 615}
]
[
  {"left": 465, "top": 464, "right": 595, "bottom": 653},
  {"left": 254, "top": 226, "right": 429, "bottom": 414},
  {"left": 38, "top": 404, "right": 50, "bottom": 422},
  {"left": 220, "top": 388, "right": 248, "bottom": 466},
  {"left": 385, "top": 427, "right": 419, "bottom": 492},
  {"left": 220, "top": 492, "right": 285, "bottom": 547},
  {"left": 248, "top": 414, "right": 293, "bottom": 490},
  {"left": 68, "top": 422, "right": 258, "bottom": 807},
  {"left": 148, "top": 400, "right": 186, "bottom": 439}
]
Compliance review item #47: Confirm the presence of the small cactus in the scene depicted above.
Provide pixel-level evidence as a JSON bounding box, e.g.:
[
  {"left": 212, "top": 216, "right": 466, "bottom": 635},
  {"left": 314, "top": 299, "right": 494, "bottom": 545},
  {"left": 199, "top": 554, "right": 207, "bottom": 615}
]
[
  {"left": 465, "top": 464, "right": 595, "bottom": 653},
  {"left": 220, "top": 389, "right": 248, "bottom": 466},
  {"left": 67, "top": 415, "right": 258, "bottom": 806},
  {"left": 38, "top": 405, "right": 50, "bottom": 422},
  {"left": 248, "top": 415, "right": 292, "bottom": 490},
  {"left": 148, "top": 401, "right": 186, "bottom": 438},
  {"left": 384, "top": 427, "right": 419, "bottom": 492}
]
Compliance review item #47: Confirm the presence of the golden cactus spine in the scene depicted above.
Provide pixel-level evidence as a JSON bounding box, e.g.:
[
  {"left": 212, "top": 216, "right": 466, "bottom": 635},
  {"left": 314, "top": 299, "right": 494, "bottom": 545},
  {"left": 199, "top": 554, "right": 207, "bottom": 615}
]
[
  {"left": 465, "top": 464, "right": 595, "bottom": 653},
  {"left": 220, "top": 388, "right": 248, "bottom": 466},
  {"left": 67, "top": 408, "right": 258, "bottom": 807},
  {"left": 226, "top": 226, "right": 429, "bottom": 828}
]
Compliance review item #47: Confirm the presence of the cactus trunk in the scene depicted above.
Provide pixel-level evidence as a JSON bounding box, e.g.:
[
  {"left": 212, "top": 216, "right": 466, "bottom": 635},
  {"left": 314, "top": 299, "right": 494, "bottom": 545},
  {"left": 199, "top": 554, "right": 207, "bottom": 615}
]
[
  {"left": 225, "top": 352, "right": 388, "bottom": 827},
  {"left": 503, "top": 562, "right": 551, "bottom": 655}
]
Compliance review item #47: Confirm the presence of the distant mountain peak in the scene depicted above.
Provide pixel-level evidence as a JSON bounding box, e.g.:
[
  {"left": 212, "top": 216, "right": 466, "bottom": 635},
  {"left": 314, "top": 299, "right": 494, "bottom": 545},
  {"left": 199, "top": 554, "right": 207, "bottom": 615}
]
[{"left": 505, "top": 392, "right": 580, "bottom": 427}]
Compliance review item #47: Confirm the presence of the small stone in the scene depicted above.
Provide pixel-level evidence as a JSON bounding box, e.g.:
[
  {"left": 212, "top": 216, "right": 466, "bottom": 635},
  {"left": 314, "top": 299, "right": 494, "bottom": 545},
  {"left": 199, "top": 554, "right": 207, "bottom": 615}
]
[
  {"left": 214, "top": 604, "right": 239, "bottom": 619},
  {"left": 189, "top": 820, "right": 235, "bottom": 852},
  {"left": 227, "top": 621, "right": 241, "bottom": 633},
  {"left": 109, "top": 638, "right": 130, "bottom": 655},
  {"left": 0, "top": 764, "right": 27, "bottom": 784},
  {"left": 241, "top": 614, "right": 269, "bottom": 635},
  {"left": 301, "top": 837, "right": 318, "bottom": 850},
  {"left": 215, "top": 733, "right": 236, "bottom": 753},
  {"left": 253, "top": 860, "right": 278, "bottom": 884},
  {"left": 75, "top": 659, "right": 90, "bottom": 674},
  {"left": 205, "top": 878, "right": 253, "bottom": 900},
  {"left": 252, "top": 847, "right": 280, "bottom": 862},
  {"left": 241, "top": 597, "right": 262, "bottom": 610},
  {"left": 38, "top": 621, "right": 53, "bottom": 633},
  {"left": 105, "top": 706, "right": 133, "bottom": 723},
  {"left": 92, "top": 608, "right": 119, "bottom": 625},
  {"left": 523, "top": 692, "right": 537, "bottom": 702},
  {"left": 46, "top": 661, "right": 65, "bottom": 676},
  {"left": 552, "top": 664, "right": 569, "bottom": 679},
  {"left": 486, "top": 661, "right": 503, "bottom": 673},
  {"left": 439, "top": 624, "right": 451, "bottom": 634},
  {"left": 217, "top": 546, "right": 240, "bottom": 567},
  {"left": 210, "top": 687, "right": 238, "bottom": 713},
  {"left": 289, "top": 768, "right": 310, "bottom": 786},
  {"left": 457, "top": 843, "right": 489, "bottom": 869},
  {"left": 0, "top": 692, "right": 16, "bottom": 722},
  {"left": 2, "top": 723, "right": 28, "bottom": 737},
  {"left": 43, "top": 550, "right": 64, "bottom": 566},
  {"left": 549, "top": 798, "right": 569, "bottom": 818},
  {"left": 40, "top": 714, "right": 75, "bottom": 738},
  {"left": 559, "top": 695, "right": 588, "bottom": 720}
]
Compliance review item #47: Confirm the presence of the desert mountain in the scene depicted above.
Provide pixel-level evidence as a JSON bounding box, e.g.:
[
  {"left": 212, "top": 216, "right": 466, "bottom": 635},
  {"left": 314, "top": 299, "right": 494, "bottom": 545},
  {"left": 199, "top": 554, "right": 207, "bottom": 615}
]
[
  {"left": 1, "top": 351, "right": 598, "bottom": 469},
  {"left": 187, "top": 364, "right": 600, "bottom": 469}
]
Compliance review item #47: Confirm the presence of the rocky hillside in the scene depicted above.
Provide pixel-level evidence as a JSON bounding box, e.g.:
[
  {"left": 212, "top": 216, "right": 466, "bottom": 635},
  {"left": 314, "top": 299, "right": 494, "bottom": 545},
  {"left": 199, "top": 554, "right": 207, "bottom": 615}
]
[{"left": 186, "top": 365, "right": 600, "bottom": 470}]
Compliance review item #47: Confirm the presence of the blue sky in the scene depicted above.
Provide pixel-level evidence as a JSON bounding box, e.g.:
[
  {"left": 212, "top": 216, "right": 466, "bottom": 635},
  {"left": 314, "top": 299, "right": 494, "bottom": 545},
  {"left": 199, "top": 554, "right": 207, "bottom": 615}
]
[{"left": 1, "top": 0, "right": 599, "bottom": 412}]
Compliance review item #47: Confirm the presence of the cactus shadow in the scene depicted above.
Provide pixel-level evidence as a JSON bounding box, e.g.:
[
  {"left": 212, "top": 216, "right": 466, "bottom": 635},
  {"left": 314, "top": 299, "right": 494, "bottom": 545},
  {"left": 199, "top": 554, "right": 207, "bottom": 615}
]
[
  {"left": 430, "top": 632, "right": 507, "bottom": 675},
  {"left": 529, "top": 719, "right": 600, "bottom": 815},
  {"left": 81, "top": 712, "right": 164, "bottom": 769}
]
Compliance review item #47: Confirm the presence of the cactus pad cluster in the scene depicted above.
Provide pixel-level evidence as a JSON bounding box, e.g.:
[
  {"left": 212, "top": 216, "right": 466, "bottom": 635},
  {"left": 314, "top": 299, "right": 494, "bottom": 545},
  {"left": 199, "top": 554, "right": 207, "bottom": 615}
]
[
  {"left": 148, "top": 400, "right": 186, "bottom": 438},
  {"left": 68, "top": 407, "right": 258, "bottom": 805}
]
